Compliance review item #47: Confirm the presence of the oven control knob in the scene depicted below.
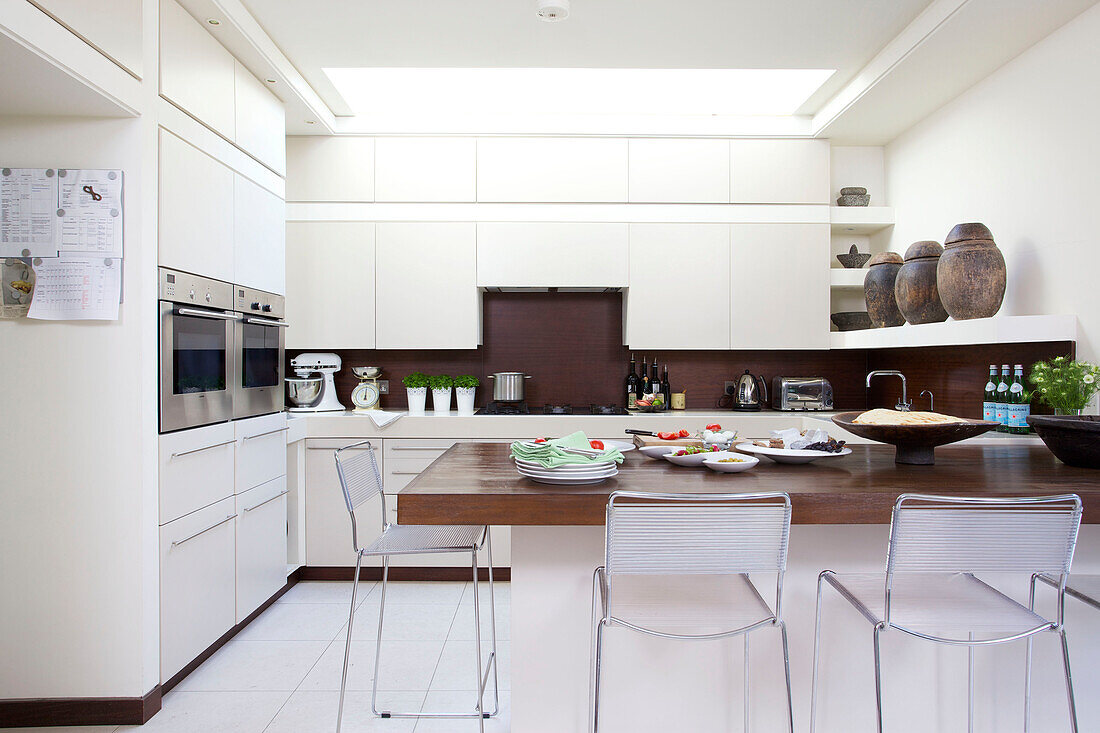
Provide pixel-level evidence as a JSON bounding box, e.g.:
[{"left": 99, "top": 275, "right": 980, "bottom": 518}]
[
  {"left": 261, "top": 304, "right": 272, "bottom": 312},
  {"left": 251, "top": 302, "right": 260, "bottom": 310}
]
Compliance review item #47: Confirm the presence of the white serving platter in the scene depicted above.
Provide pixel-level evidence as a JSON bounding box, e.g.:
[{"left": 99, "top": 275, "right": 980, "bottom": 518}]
[{"left": 734, "top": 442, "right": 852, "bottom": 464}]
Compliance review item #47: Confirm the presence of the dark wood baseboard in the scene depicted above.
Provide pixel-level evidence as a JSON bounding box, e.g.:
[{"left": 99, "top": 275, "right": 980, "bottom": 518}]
[
  {"left": 0, "top": 684, "right": 161, "bottom": 728},
  {"left": 300, "top": 566, "right": 511, "bottom": 582}
]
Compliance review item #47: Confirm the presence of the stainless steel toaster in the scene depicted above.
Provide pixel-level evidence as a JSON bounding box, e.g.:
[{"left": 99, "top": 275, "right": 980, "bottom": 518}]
[{"left": 771, "top": 377, "right": 834, "bottom": 411}]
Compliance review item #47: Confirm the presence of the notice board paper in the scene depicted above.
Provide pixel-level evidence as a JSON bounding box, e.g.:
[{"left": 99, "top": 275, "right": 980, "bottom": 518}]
[
  {"left": 57, "top": 169, "right": 123, "bottom": 257},
  {"left": 27, "top": 256, "right": 121, "bottom": 321},
  {"left": 0, "top": 168, "right": 58, "bottom": 258}
]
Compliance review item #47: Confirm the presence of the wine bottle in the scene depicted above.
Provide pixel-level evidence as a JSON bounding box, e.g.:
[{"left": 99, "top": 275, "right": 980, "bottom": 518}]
[
  {"left": 995, "top": 364, "right": 1010, "bottom": 432},
  {"left": 1008, "top": 364, "right": 1029, "bottom": 434},
  {"left": 661, "top": 365, "right": 672, "bottom": 408},
  {"left": 983, "top": 365, "right": 997, "bottom": 422},
  {"left": 639, "top": 355, "right": 650, "bottom": 396},
  {"left": 625, "top": 354, "right": 640, "bottom": 409},
  {"left": 651, "top": 358, "right": 660, "bottom": 402}
]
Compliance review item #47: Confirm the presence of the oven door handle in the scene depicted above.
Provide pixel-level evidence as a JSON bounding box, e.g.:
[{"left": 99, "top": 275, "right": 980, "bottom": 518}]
[
  {"left": 243, "top": 316, "right": 289, "bottom": 327},
  {"left": 176, "top": 307, "right": 239, "bottom": 321}
]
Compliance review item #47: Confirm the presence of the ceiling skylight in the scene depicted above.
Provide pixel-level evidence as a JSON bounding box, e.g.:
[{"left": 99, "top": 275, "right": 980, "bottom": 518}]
[{"left": 324, "top": 67, "right": 835, "bottom": 119}]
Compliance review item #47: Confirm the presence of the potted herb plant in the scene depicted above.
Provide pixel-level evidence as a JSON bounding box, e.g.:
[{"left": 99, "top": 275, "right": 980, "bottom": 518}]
[
  {"left": 454, "top": 375, "right": 480, "bottom": 416},
  {"left": 428, "top": 374, "right": 454, "bottom": 414},
  {"left": 402, "top": 371, "right": 430, "bottom": 416},
  {"left": 1030, "top": 357, "right": 1100, "bottom": 415}
]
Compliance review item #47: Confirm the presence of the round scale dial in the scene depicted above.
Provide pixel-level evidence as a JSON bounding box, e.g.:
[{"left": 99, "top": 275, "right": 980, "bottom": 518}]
[{"left": 351, "top": 381, "right": 381, "bottom": 409}]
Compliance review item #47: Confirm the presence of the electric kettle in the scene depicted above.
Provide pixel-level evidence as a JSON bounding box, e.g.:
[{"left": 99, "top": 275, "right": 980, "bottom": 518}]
[{"left": 732, "top": 369, "right": 768, "bottom": 411}]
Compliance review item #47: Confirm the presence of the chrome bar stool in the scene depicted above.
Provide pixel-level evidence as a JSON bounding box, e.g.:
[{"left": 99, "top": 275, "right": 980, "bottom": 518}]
[
  {"left": 810, "top": 493, "right": 1083, "bottom": 733},
  {"left": 333, "top": 440, "right": 499, "bottom": 733},
  {"left": 589, "top": 490, "right": 794, "bottom": 733},
  {"left": 1030, "top": 573, "right": 1100, "bottom": 729}
]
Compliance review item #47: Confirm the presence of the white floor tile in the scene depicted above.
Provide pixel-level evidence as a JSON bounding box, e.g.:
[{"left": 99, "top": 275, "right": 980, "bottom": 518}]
[
  {"left": 263, "top": 690, "right": 423, "bottom": 733},
  {"left": 364, "top": 581, "right": 468, "bottom": 605},
  {"left": 117, "top": 690, "right": 290, "bottom": 733},
  {"left": 449, "top": 601, "right": 509, "bottom": 641},
  {"left": 298, "top": 639, "right": 446, "bottom": 692},
  {"left": 459, "top": 582, "right": 510, "bottom": 609},
  {"left": 348, "top": 600, "right": 460, "bottom": 641},
  {"left": 235, "top": 602, "right": 351, "bottom": 642},
  {"left": 413, "top": 691, "right": 511, "bottom": 733},
  {"left": 0, "top": 728, "right": 118, "bottom": 733},
  {"left": 429, "top": 641, "right": 510, "bottom": 692},
  {"left": 278, "top": 580, "right": 376, "bottom": 606},
  {"left": 173, "top": 640, "right": 329, "bottom": 692}
]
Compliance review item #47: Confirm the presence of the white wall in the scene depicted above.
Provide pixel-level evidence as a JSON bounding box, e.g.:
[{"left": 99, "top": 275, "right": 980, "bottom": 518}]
[{"left": 884, "top": 3, "right": 1100, "bottom": 364}]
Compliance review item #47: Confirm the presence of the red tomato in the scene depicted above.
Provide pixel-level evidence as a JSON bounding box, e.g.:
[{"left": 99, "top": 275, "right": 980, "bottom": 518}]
[
  {"left": 534, "top": 437, "right": 548, "bottom": 443},
  {"left": 677, "top": 428, "right": 690, "bottom": 438},
  {"left": 657, "top": 431, "right": 678, "bottom": 440},
  {"left": 706, "top": 423, "right": 722, "bottom": 431},
  {"left": 589, "top": 440, "right": 605, "bottom": 450}
]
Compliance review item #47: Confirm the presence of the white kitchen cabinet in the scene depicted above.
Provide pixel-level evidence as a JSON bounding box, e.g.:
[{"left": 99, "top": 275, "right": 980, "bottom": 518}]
[
  {"left": 233, "top": 61, "right": 286, "bottom": 174},
  {"left": 375, "top": 223, "right": 479, "bottom": 349},
  {"left": 286, "top": 137, "right": 375, "bottom": 202},
  {"left": 33, "top": 0, "right": 143, "bottom": 77},
  {"left": 628, "top": 138, "right": 730, "bottom": 203},
  {"left": 626, "top": 224, "right": 731, "bottom": 350},
  {"left": 233, "top": 175, "right": 286, "bottom": 294},
  {"left": 285, "top": 222, "right": 375, "bottom": 349},
  {"left": 159, "top": 422, "right": 235, "bottom": 525},
  {"left": 730, "top": 223, "right": 829, "bottom": 349},
  {"left": 375, "top": 137, "right": 476, "bottom": 202},
  {"left": 475, "top": 223, "right": 628, "bottom": 288},
  {"left": 235, "top": 476, "right": 289, "bottom": 621},
  {"left": 234, "top": 413, "right": 288, "bottom": 494},
  {"left": 304, "top": 439, "right": 383, "bottom": 568},
  {"left": 160, "top": 496, "right": 237, "bottom": 680},
  {"left": 476, "top": 138, "right": 628, "bottom": 202},
  {"left": 729, "top": 139, "right": 830, "bottom": 204},
  {"left": 159, "top": 0, "right": 236, "bottom": 139},
  {"left": 159, "top": 128, "right": 235, "bottom": 282}
]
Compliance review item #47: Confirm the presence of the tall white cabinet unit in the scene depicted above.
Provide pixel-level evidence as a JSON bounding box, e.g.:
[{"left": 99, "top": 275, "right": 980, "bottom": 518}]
[
  {"left": 375, "top": 223, "right": 479, "bottom": 349},
  {"left": 234, "top": 176, "right": 285, "bottom": 294},
  {"left": 628, "top": 138, "right": 730, "bottom": 203},
  {"left": 476, "top": 138, "right": 628, "bottom": 202},
  {"left": 729, "top": 139, "right": 830, "bottom": 204}
]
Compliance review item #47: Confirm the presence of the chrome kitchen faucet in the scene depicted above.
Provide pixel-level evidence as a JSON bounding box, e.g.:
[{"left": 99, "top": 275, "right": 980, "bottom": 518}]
[{"left": 866, "top": 370, "right": 911, "bottom": 411}]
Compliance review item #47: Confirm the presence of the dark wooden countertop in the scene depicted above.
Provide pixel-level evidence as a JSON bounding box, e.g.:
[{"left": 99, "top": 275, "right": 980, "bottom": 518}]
[{"left": 396, "top": 442, "right": 1100, "bottom": 526}]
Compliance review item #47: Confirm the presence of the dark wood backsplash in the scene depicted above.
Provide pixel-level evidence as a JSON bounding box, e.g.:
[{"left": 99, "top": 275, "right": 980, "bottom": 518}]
[{"left": 289, "top": 292, "right": 1073, "bottom": 418}]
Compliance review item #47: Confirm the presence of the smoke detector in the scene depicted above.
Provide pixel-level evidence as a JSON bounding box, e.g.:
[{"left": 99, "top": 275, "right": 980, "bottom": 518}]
[{"left": 536, "top": 0, "right": 569, "bottom": 22}]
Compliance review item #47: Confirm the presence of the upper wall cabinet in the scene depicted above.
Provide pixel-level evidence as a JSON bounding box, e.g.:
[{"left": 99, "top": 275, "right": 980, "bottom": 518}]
[
  {"left": 376, "top": 223, "right": 478, "bottom": 349},
  {"left": 159, "top": 129, "right": 235, "bottom": 282},
  {"left": 285, "top": 222, "right": 375, "bottom": 350},
  {"left": 32, "top": 0, "right": 143, "bottom": 77},
  {"left": 628, "top": 139, "right": 730, "bottom": 203},
  {"left": 375, "top": 137, "right": 476, "bottom": 202},
  {"left": 476, "top": 223, "right": 628, "bottom": 287},
  {"left": 477, "top": 138, "right": 628, "bottom": 202},
  {"left": 286, "top": 137, "right": 375, "bottom": 202},
  {"left": 729, "top": 139, "right": 830, "bottom": 204},
  {"left": 730, "top": 223, "right": 829, "bottom": 349},
  {"left": 626, "top": 224, "right": 731, "bottom": 350},
  {"left": 159, "top": 0, "right": 236, "bottom": 140},
  {"left": 233, "top": 62, "right": 286, "bottom": 175},
  {"left": 234, "top": 176, "right": 285, "bottom": 294}
]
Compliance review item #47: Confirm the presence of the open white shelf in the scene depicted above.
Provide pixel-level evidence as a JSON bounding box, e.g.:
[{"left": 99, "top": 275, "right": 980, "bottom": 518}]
[
  {"left": 830, "top": 268, "right": 866, "bottom": 289},
  {"left": 830, "top": 206, "right": 895, "bottom": 234},
  {"left": 830, "top": 314, "right": 1077, "bottom": 350}
]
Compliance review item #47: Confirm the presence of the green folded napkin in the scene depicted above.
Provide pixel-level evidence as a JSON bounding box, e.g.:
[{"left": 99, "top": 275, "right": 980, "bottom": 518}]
[{"left": 510, "top": 430, "right": 625, "bottom": 468}]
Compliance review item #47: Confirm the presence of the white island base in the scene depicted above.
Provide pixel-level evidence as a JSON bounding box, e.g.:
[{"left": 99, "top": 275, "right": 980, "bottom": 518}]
[{"left": 510, "top": 526, "right": 1100, "bottom": 733}]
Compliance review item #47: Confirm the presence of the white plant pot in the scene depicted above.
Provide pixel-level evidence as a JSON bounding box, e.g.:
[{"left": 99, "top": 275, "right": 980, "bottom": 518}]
[
  {"left": 432, "top": 387, "right": 453, "bottom": 414},
  {"left": 406, "top": 387, "right": 427, "bottom": 416},
  {"left": 456, "top": 386, "right": 476, "bottom": 416}
]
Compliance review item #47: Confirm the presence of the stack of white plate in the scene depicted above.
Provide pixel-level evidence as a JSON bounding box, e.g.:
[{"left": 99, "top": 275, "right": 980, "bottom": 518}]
[{"left": 513, "top": 457, "right": 618, "bottom": 485}]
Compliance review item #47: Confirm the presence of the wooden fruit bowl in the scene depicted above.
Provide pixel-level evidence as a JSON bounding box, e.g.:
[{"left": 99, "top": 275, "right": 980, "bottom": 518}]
[{"left": 831, "top": 411, "right": 999, "bottom": 465}]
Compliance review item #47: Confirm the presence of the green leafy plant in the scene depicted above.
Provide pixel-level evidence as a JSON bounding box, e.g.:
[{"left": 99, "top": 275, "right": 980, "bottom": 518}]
[
  {"left": 402, "top": 371, "right": 430, "bottom": 389},
  {"left": 453, "top": 374, "right": 480, "bottom": 389},
  {"left": 1029, "top": 357, "right": 1100, "bottom": 413},
  {"left": 428, "top": 374, "right": 454, "bottom": 390}
]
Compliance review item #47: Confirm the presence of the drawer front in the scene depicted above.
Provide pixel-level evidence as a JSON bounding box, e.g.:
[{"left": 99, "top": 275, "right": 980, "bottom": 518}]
[
  {"left": 236, "top": 476, "right": 289, "bottom": 622},
  {"left": 304, "top": 439, "right": 383, "bottom": 567},
  {"left": 383, "top": 440, "right": 456, "bottom": 492},
  {"left": 160, "top": 496, "right": 237, "bottom": 680},
  {"left": 235, "top": 413, "right": 289, "bottom": 493},
  {"left": 159, "top": 423, "right": 236, "bottom": 524}
]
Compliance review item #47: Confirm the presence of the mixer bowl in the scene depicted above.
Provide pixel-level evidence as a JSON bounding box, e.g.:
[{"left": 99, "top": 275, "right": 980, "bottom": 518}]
[
  {"left": 286, "top": 376, "right": 323, "bottom": 407},
  {"left": 351, "top": 366, "right": 381, "bottom": 379}
]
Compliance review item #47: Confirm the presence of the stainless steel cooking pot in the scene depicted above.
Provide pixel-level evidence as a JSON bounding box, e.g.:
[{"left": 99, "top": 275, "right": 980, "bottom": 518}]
[{"left": 488, "top": 372, "right": 532, "bottom": 402}]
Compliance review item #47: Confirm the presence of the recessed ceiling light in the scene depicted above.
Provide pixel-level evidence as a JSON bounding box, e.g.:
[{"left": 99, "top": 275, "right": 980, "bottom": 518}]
[
  {"left": 265, "top": 78, "right": 277, "bottom": 84},
  {"left": 206, "top": 18, "right": 220, "bottom": 25},
  {"left": 536, "top": 0, "right": 569, "bottom": 22},
  {"left": 304, "top": 120, "right": 316, "bottom": 125}
]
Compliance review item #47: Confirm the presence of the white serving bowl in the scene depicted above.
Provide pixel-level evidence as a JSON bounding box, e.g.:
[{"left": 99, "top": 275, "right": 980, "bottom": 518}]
[
  {"left": 639, "top": 444, "right": 678, "bottom": 459},
  {"left": 702, "top": 454, "right": 760, "bottom": 473},
  {"left": 663, "top": 448, "right": 730, "bottom": 467}
]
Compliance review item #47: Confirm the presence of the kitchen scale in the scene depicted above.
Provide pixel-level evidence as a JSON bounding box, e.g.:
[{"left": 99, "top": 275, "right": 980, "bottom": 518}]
[{"left": 350, "top": 366, "right": 382, "bottom": 411}]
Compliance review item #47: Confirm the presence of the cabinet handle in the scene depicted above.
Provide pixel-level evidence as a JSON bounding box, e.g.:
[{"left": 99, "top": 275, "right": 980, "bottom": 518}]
[
  {"left": 306, "top": 445, "right": 375, "bottom": 452},
  {"left": 243, "top": 489, "right": 289, "bottom": 512},
  {"left": 170, "top": 439, "right": 236, "bottom": 459},
  {"left": 244, "top": 317, "right": 289, "bottom": 327},
  {"left": 389, "top": 471, "right": 422, "bottom": 476},
  {"left": 243, "top": 427, "right": 290, "bottom": 440},
  {"left": 390, "top": 446, "right": 450, "bottom": 452},
  {"left": 171, "top": 514, "right": 237, "bottom": 547}
]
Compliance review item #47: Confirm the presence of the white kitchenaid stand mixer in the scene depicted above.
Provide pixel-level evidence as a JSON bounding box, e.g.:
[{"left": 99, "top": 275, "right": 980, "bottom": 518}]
[{"left": 288, "top": 352, "right": 347, "bottom": 412}]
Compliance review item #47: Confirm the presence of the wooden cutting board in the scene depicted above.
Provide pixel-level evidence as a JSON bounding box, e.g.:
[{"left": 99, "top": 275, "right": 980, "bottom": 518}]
[{"left": 631, "top": 434, "right": 703, "bottom": 448}]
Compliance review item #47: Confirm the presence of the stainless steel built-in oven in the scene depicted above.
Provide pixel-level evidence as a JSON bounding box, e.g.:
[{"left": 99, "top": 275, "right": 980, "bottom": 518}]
[
  {"left": 159, "top": 268, "right": 237, "bottom": 433},
  {"left": 232, "top": 284, "right": 287, "bottom": 420}
]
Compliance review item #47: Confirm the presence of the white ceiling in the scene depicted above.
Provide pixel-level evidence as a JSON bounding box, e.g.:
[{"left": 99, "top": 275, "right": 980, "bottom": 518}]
[{"left": 241, "top": 0, "right": 932, "bottom": 118}]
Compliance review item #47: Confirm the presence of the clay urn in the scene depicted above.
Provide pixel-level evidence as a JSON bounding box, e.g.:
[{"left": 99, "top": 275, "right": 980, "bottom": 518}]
[
  {"left": 937, "top": 222, "right": 1006, "bottom": 320},
  {"left": 895, "top": 240, "right": 949, "bottom": 324},
  {"left": 864, "top": 252, "right": 905, "bottom": 328}
]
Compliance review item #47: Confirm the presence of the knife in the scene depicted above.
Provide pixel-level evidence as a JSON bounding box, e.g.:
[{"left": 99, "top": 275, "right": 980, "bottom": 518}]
[{"left": 624, "top": 429, "right": 655, "bottom": 436}]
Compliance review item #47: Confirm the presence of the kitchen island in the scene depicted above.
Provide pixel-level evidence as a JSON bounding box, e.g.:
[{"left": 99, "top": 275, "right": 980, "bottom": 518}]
[{"left": 399, "top": 443, "right": 1100, "bottom": 733}]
